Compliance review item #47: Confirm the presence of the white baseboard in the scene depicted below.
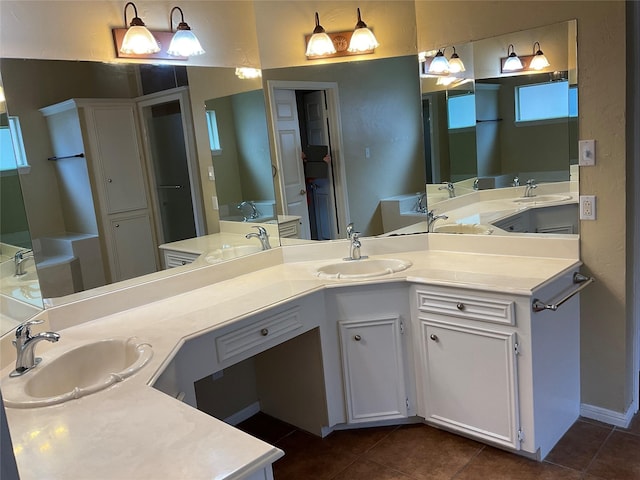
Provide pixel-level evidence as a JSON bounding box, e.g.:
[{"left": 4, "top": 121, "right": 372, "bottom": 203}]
[
  {"left": 224, "top": 402, "right": 261, "bottom": 426},
  {"left": 580, "top": 402, "right": 637, "bottom": 428}
]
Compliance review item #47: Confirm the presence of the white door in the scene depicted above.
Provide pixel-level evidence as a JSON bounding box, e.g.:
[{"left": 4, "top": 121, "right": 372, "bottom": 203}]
[
  {"left": 109, "top": 212, "right": 158, "bottom": 281},
  {"left": 339, "top": 317, "right": 408, "bottom": 423},
  {"left": 419, "top": 319, "right": 520, "bottom": 449},
  {"left": 273, "top": 88, "right": 311, "bottom": 239}
]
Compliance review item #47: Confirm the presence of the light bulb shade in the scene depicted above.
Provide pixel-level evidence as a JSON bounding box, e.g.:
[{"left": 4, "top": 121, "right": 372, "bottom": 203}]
[
  {"left": 530, "top": 50, "right": 550, "bottom": 70},
  {"left": 168, "top": 30, "right": 205, "bottom": 56},
  {"left": 235, "top": 67, "right": 262, "bottom": 79},
  {"left": 120, "top": 25, "right": 160, "bottom": 54},
  {"left": 428, "top": 50, "right": 450, "bottom": 74},
  {"left": 348, "top": 27, "right": 379, "bottom": 52},
  {"left": 448, "top": 54, "right": 465, "bottom": 73},
  {"left": 503, "top": 54, "right": 523, "bottom": 71},
  {"left": 306, "top": 32, "right": 336, "bottom": 56}
]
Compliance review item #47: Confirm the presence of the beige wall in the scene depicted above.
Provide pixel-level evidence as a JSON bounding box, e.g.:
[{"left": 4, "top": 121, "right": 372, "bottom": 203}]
[
  {"left": 417, "top": 0, "right": 631, "bottom": 414},
  {"left": 0, "top": 0, "right": 634, "bottom": 416}
]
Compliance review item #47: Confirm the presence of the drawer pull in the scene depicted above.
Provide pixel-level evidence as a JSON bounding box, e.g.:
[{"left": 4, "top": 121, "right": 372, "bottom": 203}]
[
  {"left": 260, "top": 328, "right": 269, "bottom": 336},
  {"left": 354, "top": 334, "right": 362, "bottom": 341},
  {"left": 430, "top": 334, "right": 439, "bottom": 342},
  {"left": 456, "top": 302, "right": 465, "bottom": 311}
]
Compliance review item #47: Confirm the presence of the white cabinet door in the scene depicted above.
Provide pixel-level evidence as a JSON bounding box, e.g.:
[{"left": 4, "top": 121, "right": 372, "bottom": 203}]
[
  {"left": 339, "top": 317, "right": 408, "bottom": 423},
  {"left": 419, "top": 319, "right": 520, "bottom": 449},
  {"left": 109, "top": 212, "right": 158, "bottom": 281}
]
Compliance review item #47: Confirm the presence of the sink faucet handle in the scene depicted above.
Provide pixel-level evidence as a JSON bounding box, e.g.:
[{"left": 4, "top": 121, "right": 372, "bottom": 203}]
[
  {"left": 14, "top": 319, "right": 44, "bottom": 342},
  {"left": 346, "top": 222, "right": 354, "bottom": 239}
]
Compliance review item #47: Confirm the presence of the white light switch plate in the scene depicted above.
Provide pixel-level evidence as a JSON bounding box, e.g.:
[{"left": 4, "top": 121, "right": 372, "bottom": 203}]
[
  {"left": 211, "top": 196, "right": 219, "bottom": 210},
  {"left": 208, "top": 166, "right": 215, "bottom": 181},
  {"left": 579, "top": 140, "right": 596, "bottom": 166}
]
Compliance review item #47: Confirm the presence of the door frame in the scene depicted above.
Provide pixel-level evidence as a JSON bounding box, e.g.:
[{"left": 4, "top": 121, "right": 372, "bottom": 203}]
[
  {"left": 265, "top": 80, "right": 350, "bottom": 239},
  {"left": 136, "top": 87, "right": 206, "bottom": 245}
]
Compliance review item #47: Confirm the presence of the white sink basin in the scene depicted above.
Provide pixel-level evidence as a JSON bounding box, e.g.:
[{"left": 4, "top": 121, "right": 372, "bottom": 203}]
[
  {"left": 433, "top": 224, "right": 494, "bottom": 235},
  {"left": 512, "top": 194, "right": 572, "bottom": 204},
  {"left": 2, "top": 337, "right": 153, "bottom": 408},
  {"left": 316, "top": 258, "right": 412, "bottom": 279},
  {"left": 0, "top": 270, "right": 39, "bottom": 287},
  {"left": 203, "top": 244, "right": 263, "bottom": 263}
]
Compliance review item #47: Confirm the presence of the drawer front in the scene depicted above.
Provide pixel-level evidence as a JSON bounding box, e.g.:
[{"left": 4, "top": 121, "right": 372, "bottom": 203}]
[
  {"left": 216, "top": 306, "right": 302, "bottom": 363},
  {"left": 416, "top": 290, "right": 515, "bottom": 326},
  {"left": 164, "top": 251, "right": 199, "bottom": 268},
  {"left": 279, "top": 221, "right": 299, "bottom": 238}
]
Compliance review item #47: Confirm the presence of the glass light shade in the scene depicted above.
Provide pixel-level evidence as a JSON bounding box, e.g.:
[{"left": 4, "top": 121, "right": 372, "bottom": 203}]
[
  {"left": 436, "top": 76, "right": 458, "bottom": 86},
  {"left": 167, "top": 30, "right": 205, "bottom": 57},
  {"left": 348, "top": 27, "right": 379, "bottom": 52},
  {"left": 503, "top": 53, "right": 523, "bottom": 71},
  {"left": 120, "top": 25, "right": 160, "bottom": 54},
  {"left": 448, "top": 55, "right": 466, "bottom": 73},
  {"left": 530, "top": 52, "right": 550, "bottom": 70},
  {"left": 306, "top": 33, "right": 336, "bottom": 56},
  {"left": 428, "top": 51, "right": 450, "bottom": 74}
]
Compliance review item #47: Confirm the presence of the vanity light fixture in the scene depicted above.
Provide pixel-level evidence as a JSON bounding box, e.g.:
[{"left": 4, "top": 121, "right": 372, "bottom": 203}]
[
  {"left": 529, "top": 41, "right": 551, "bottom": 70},
  {"left": 448, "top": 46, "right": 466, "bottom": 73},
  {"left": 428, "top": 49, "right": 450, "bottom": 74},
  {"left": 305, "top": 12, "right": 337, "bottom": 57},
  {"left": 167, "top": 6, "right": 205, "bottom": 57},
  {"left": 235, "top": 67, "right": 262, "bottom": 80},
  {"left": 501, "top": 44, "right": 523, "bottom": 72},
  {"left": 347, "top": 8, "right": 379, "bottom": 53},
  {"left": 119, "top": 2, "right": 160, "bottom": 55}
]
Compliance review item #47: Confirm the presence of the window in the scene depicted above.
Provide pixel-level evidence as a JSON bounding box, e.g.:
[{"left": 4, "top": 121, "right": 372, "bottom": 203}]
[
  {"left": 0, "top": 116, "right": 29, "bottom": 172},
  {"left": 205, "top": 110, "right": 222, "bottom": 155},
  {"left": 515, "top": 81, "right": 578, "bottom": 123},
  {"left": 447, "top": 94, "right": 476, "bottom": 129}
]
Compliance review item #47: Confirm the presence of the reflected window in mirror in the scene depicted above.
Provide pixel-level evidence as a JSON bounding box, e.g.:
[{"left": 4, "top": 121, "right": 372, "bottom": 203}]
[
  {"left": 515, "top": 79, "right": 578, "bottom": 123},
  {"left": 0, "top": 116, "right": 29, "bottom": 171},
  {"left": 206, "top": 110, "right": 222, "bottom": 155}
]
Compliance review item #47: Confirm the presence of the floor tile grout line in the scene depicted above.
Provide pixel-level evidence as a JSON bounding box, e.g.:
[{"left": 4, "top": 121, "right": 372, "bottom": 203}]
[
  {"left": 581, "top": 426, "right": 616, "bottom": 475},
  {"left": 449, "top": 445, "right": 485, "bottom": 479}
]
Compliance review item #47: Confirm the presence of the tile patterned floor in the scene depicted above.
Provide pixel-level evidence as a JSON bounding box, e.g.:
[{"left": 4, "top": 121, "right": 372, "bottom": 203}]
[{"left": 237, "top": 411, "right": 640, "bottom": 480}]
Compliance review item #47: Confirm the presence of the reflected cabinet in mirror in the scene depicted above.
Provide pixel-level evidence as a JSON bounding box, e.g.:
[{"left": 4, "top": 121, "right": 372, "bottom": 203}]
[{"left": 414, "top": 20, "right": 579, "bottom": 237}]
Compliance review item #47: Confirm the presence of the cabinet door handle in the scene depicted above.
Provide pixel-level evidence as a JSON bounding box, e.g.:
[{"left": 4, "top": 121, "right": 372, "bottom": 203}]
[
  {"left": 456, "top": 302, "right": 465, "bottom": 311},
  {"left": 430, "top": 334, "right": 439, "bottom": 342},
  {"left": 107, "top": 178, "right": 113, "bottom": 183},
  {"left": 260, "top": 328, "right": 269, "bottom": 336},
  {"left": 114, "top": 224, "right": 120, "bottom": 228},
  {"left": 354, "top": 334, "right": 362, "bottom": 341}
]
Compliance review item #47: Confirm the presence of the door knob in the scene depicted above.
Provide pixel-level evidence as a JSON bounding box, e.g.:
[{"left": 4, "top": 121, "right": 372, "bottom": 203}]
[{"left": 300, "top": 189, "right": 306, "bottom": 195}]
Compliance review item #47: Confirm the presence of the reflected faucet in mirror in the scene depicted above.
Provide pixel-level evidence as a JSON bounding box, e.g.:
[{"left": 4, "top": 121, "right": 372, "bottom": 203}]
[
  {"left": 14, "top": 249, "right": 34, "bottom": 276},
  {"left": 245, "top": 226, "right": 271, "bottom": 251}
]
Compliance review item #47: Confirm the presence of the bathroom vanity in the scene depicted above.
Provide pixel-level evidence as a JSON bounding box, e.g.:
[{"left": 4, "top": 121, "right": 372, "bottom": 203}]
[{"left": 0, "top": 234, "right": 585, "bottom": 478}]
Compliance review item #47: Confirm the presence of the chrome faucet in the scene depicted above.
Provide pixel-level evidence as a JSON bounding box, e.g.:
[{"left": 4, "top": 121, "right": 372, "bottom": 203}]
[
  {"left": 10, "top": 319, "right": 60, "bottom": 377},
  {"left": 427, "top": 210, "right": 449, "bottom": 232},
  {"left": 14, "top": 249, "right": 34, "bottom": 276},
  {"left": 512, "top": 176, "right": 520, "bottom": 187},
  {"left": 245, "top": 226, "right": 271, "bottom": 250},
  {"left": 237, "top": 201, "right": 260, "bottom": 221},
  {"left": 346, "top": 231, "right": 368, "bottom": 261},
  {"left": 438, "top": 182, "right": 456, "bottom": 198},
  {"left": 524, "top": 179, "right": 537, "bottom": 197},
  {"left": 346, "top": 222, "right": 354, "bottom": 239},
  {"left": 414, "top": 192, "right": 427, "bottom": 213}
]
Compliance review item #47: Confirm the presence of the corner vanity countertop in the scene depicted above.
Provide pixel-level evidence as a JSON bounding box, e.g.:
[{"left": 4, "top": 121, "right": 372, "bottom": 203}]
[{"left": 1, "top": 235, "right": 581, "bottom": 480}]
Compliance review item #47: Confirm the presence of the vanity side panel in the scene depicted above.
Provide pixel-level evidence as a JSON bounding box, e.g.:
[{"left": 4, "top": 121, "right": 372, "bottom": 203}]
[{"left": 530, "top": 272, "right": 581, "bottom": 459}]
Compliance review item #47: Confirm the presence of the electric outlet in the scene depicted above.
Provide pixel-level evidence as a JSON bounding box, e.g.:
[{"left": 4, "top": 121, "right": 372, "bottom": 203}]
[
  {"left": 580, "top": 195, "right": 596, "bottom": 220},
  {"left": 208, "top": 166, "right": 215, "bottom": 181},
  {"left": 579, "top": 140, "right": 596, "bottom": 166},
  {"left": 211, "top": 195, "right": 219, "bottom": 210}
]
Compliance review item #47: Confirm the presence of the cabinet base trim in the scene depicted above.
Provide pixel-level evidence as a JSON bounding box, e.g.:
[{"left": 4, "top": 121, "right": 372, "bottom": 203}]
[
  {"left": 224, "top": 401, "right": 261, "bottom": 426},
  {"left": 580, "top": 403, "right": 636, "bottom": 428}
]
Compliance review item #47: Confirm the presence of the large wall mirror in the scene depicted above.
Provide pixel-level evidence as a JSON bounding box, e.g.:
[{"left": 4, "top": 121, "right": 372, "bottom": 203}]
[{"left": 0, "top": 10, "right": 579, "bottom": 335}]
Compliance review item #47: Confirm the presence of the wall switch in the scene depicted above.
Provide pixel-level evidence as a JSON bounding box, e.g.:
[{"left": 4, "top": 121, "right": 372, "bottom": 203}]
[
  {"left": 211, "top": 195, "right": 219, "bottom": 210},
  {"left": 580, "top": 195, "right": 596, "bottom": 220},
  {"left": 208, "top": 166, "right": 215, "bottom": 181},
  {"left": 579, "top": 140, "right": 596, "bottom": 166}
]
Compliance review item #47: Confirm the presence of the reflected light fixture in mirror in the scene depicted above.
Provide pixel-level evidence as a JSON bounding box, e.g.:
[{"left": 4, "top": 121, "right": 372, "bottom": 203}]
[
  {"left": 119, "top": 2, "right": 160, "bottom": 54},
  {"left": 529, "top": 41, "right": 551, "bottom": 70},
  {"left": 305, "top": 12, "right": 336, "bottom": 57},
  {"left": 428, "top": 49, "right": 450, "bottom": 73},
  {"left": 235, "top": 67, "right": 262, "bottom": 79},
  {"left": 167, "top": 6, "right": 205, "bottom": 57},
  {"left": 448, "top": 46, "right": 466, "bottom": 73},
  {"left": 502, "top": 44, "right": 523, "bottom": 72},
  {"left": 347, "top": 8, "right": 379, "bottom": 53}
]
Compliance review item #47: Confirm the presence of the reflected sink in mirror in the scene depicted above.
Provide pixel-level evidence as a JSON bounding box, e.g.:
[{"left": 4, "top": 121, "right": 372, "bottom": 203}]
[
  {"left": 202, "top": 244, "right": 263, "bottom": 264},
  {"left": 2, "top": 337, "right": 153, "bottom": 408},
  {"left": 512, "top": 194, "right": 572, "bottom": 205},
  {"left": 316, "top": 258, "right": 412, "bottom": 280},
  {"left": 433, "top": 224, "right": 495, "bottom": 235}
]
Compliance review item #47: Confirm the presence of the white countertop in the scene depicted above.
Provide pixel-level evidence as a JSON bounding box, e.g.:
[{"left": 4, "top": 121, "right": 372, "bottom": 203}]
[{"left": 0, "top": 234, "right": 581, "bottom": 479}]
